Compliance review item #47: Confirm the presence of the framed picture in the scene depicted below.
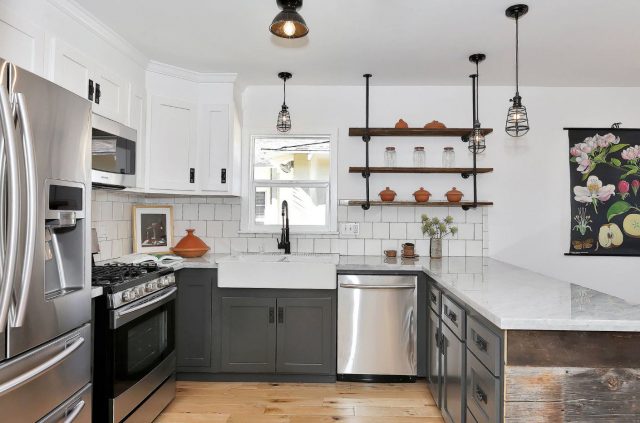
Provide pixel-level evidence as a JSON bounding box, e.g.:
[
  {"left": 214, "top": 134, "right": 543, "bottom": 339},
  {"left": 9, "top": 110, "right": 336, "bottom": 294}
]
[{"left": 132, "top": 205, "right": 174, "bottom": 254}]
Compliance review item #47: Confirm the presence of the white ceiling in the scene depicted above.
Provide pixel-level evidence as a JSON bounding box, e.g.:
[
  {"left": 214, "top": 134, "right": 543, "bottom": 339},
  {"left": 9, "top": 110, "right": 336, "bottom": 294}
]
[{"left": 76, "top": 0, "right": 640, "bottom": 87}]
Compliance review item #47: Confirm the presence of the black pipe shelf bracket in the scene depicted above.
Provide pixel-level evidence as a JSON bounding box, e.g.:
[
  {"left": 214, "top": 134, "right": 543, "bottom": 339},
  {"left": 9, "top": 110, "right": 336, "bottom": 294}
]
[{"left": 361, "top": 74, "right": 372, "bottom": 210}]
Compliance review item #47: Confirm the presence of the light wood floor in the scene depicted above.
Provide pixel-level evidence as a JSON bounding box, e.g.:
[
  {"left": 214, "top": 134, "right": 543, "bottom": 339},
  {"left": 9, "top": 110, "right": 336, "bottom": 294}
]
[{"left": 155, "top": 381, "right": 444, "bottom": 423}]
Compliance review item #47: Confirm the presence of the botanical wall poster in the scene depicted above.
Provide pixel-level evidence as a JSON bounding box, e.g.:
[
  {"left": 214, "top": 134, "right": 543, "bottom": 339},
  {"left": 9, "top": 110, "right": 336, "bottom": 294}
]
[{"left": 568, "top": 128, "right": 640, "bottom": 256}]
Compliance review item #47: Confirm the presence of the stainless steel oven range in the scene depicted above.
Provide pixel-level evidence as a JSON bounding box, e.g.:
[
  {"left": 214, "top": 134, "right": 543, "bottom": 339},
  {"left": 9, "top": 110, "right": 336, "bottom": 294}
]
[{"left": 92, "top": 263, "right": 176, "bottom": 423}]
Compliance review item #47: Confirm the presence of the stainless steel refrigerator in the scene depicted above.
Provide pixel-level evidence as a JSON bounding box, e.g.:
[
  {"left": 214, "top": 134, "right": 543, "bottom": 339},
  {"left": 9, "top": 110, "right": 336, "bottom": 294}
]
[{"left": 0, "top": 58, "right": 92, "bottom": 422}]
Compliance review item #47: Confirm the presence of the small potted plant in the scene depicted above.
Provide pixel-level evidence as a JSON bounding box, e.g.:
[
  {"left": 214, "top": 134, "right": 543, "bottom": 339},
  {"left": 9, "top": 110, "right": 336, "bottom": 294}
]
[{"left": 421, "top": 214, "right": 458, "bottom": 259}]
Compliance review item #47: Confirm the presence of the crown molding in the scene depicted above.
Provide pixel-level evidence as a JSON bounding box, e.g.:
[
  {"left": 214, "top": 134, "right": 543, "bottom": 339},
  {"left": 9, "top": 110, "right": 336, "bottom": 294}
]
[
  {"left": 146, "top": 60, "right": 238, "bottom": 84},
  {"left": 47, "top": 0, "right": 149, "bottom": 67}
]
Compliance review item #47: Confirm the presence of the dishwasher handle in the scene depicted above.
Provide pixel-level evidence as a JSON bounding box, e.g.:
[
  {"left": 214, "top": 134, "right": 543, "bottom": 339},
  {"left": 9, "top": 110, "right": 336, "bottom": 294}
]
[{"left": 339, "top": 283, "right": 415, "bottom": 289}]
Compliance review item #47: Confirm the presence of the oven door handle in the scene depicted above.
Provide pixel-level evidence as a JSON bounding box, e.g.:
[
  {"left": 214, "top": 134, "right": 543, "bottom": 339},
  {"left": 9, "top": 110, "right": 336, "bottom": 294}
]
[{"left": 111, "top": 287, "right": 177, "bottom": 329}]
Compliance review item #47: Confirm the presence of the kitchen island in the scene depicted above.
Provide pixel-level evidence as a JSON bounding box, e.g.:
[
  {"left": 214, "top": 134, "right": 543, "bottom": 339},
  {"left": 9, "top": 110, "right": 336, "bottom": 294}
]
[{"left": 175, "top": 254, "right": 640, "bottom": 422}]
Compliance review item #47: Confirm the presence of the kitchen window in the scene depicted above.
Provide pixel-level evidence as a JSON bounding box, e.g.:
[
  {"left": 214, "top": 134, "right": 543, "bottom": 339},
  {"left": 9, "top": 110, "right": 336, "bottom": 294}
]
[{"left": 246, "top": 134, "right": 336, "bottom": 233}]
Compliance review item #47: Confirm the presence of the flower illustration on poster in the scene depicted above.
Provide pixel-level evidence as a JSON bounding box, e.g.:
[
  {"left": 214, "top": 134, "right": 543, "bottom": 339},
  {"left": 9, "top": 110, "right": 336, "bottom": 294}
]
[{"left": 567, "top": 129, "right": 640, "bottom": 255}]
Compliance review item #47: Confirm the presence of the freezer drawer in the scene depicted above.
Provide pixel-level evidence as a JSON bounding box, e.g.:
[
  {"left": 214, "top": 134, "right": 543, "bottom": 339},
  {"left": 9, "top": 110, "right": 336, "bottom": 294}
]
[
  {"left": 0, "top": 324, "right": 90, "bottom": 422},
  {"left": 38, "top": 383, "right": 92, "bottom": 423},
  {"left": 338, "top": 274, "right": 417, "bottom": 377}
]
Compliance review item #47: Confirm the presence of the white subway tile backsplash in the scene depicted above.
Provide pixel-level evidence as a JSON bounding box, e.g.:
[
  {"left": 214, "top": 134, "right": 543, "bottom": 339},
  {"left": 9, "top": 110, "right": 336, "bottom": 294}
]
[
  {"left": 215, "top": 204, "right": 232, "bottom": 220},
  {"left": 364, "top": 206, "right": 381, "bottom": 222},
  {"left": 474, "top": 224, "right": 483, "bottom": 240},
  {"left": 406, "top": 223, "right": 423, "bottom": 239},
  {"left": 230, "top": 238, "right": 248, "bottom": 253},
  {"left": 314, "top": 238, "right": 331, "bottom": 254},
  {"left": 397, "top": 207, "right": 415, "bottom": 223},
  {"left": 298, "top": 238, "right": 314, "bottom": 253},
  {"left": 223, "top": 220, "right": 239, "bottom": 238},
  {"left": 207, "top": 221, "right": 223, "bottom": 238},
  {"left": 338, "top": 206, "right": 348, "bottom": 222},
  {"left": 183, "top": 204, "right": 198, "bottom": 220},
  {"left": 189, "top": 221, "right": 207, "bottom": 237},
  {"left": 112, "top": 202, "right": 124, "bottom": 220},
  {"left": 456, "top": 224, "right": 475, "bottom": 240},
  {"left": 381, "top": 206, "right": 398, "bottom": 222},
  {"left": 449, "top": 240, "right": 466, "bottom": 256},
  {"left": 364, "top": 239, "right": 381, "bottom": 256},
  {"left": 214, "top": 238, "right": 231, "bottom": 254},
  {"left": 348, "top": 239, "right": 365, "bottom": 255},
  {"left": 357, "top": 222, "right": 373, "bottom": 239},
  {"left": 467, "top": 208, "right": 483, "bottom": 223},
  {"left": 389, "top": 223, "right": 406, "bottom": 239},
  {"left": 347, "top": 206, "right": 364, "bottom": 222},
  {"left": 199, "top": 204, "right": 215, "bottom": 220},
  {"left": 232, "top": 205, "right": 241, "bottom": 220},
  {"left": 331, "top": 238, "right": 348, "bottom": 255},
  {"left": 372, "top": 222, "right": 389, "bottom": 239},
  {"left": 466, "top": 240, "right": 483, "bottom": 256},
  {"left": 100, "top": 202, "right": 113, "bottom": 220}
]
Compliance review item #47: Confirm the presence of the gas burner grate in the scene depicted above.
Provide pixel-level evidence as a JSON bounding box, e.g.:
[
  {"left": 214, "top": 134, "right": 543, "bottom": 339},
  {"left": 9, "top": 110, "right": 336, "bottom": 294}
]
[{"left": 92, "top": 263, "right": 160, "bottom": 286}]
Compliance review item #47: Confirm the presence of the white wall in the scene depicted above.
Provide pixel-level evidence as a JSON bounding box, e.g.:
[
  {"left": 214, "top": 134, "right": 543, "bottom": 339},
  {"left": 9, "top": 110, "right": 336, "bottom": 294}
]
[{"left": 242, "top": 84, "right": 640, "bottom": 302}]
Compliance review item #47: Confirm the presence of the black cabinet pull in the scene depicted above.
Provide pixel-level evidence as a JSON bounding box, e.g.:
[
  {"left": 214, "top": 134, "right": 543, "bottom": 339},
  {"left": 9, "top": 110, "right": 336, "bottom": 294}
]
[
  {"left": 446, "top": 310, "right": 457, "bottom": 323},
  {"left": 475, "top": 334, "right": 488, "bottom": 352},
  {"left": 268, "top": 307, "right": 275, "bottom": 324},
  {"left": 221, "top": 168, "right": 226, "bottom": 184},
  {"left": 95, "top": 83, "right": 101, "bottom": 104},
  {"left": 475, "top": 385, "right": 488, "bottom": 404},
  {"left": 189, "top": 168, "right": 195, "bottom": 183},
  {"left": 430, "top": 292, "right": 437, "bottom": 304},
  {"left": 277, "top": 307, "right": 284, "bottom": 324},
  {"left": 88, "top": 79, "right": 94, "bottom": 101}
]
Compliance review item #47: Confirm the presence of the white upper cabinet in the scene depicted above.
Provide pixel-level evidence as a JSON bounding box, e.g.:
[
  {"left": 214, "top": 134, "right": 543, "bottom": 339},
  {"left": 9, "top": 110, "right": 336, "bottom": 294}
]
[
  {"left": 92, "top": 65, "right": 128, "bottom": 124},
  {"left": 199, "top": 104, "right": 231, "bottom": 192},
  {"left": 147, "top": 96, "right": 198, "bottom": 192},
  {"left": 0, "top": 5, "right": 44, "bottom": 74},
  {"left": 129, "top": 84, "right": 146, "bottom": 189},
  {"left": 48, "top": 38, "right": 92, "bottom": 99}
]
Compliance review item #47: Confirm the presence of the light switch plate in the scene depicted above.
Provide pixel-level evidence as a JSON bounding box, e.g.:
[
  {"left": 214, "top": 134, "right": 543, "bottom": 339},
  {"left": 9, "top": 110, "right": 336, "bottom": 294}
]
[{"left": 340, "top": 223, "right": 360, "bottom": 236}]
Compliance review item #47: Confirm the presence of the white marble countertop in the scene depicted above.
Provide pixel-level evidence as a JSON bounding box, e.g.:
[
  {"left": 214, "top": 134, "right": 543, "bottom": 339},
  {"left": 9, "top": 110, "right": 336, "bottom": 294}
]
[{"left": 338, "top": 256, "right": 640, "bottom": 332}]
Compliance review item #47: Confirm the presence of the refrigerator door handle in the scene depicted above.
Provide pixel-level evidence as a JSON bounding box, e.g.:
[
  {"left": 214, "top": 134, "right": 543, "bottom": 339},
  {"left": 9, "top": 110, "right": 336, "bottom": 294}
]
[
  {"left": 60, "top": 399, "right": 85, "bottom": 423},
  {"left": 0, "top": 78, "right": 20, "bottom": 333},
  {"left": 0, "top": 335, "right": 84, "bottom": 395},
  {"left": 11, "top": 93, "right": 37, "bottom": 327}
]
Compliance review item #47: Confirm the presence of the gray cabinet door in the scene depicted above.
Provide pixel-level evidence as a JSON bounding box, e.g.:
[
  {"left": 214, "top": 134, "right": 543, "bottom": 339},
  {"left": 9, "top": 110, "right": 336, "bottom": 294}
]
[
  {"left": 442, "top": 323, "right": 466, "bottom": 423},
  {"left": 428, "top": 308, "right": 442, "bottom": 408},
  {"left": 220, "top": 297, "right": 277, "bottom": 373},
  {"left": 176, "top": 270, "right": 212, "bottom": 369},
  {"left": 276, "top": 297, "right": 333, "bottom": 375}
]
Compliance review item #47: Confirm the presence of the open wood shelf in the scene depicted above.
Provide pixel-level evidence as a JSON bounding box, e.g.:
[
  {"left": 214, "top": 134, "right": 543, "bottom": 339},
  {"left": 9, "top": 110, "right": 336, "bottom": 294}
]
[
  {"left": 348, "top": 128, "right": 493, "bottom": 137},
  {"left": 345, "top": 200, "right": 493, "bottom": 207},
  {"left": 348, "top": 166, "right": 493, "bottom": 175}
]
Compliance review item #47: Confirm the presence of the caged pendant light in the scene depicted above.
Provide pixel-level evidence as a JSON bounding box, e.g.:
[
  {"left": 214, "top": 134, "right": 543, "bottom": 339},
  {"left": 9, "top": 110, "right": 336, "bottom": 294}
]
[
  {"left": 468, "top": 54, "right": 486, "bottom": 154},
  {"left": 505, "top": 4, "right": 530, "bottom": 137},
  {"left": 276, "top": 72, "right": 292, "bottom": 133}
]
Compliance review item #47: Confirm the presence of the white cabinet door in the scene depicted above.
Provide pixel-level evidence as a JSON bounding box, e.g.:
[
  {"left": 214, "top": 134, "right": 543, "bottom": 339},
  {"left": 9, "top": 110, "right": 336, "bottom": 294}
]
[
  {"left": 93, "top": 66, "right": 127, "bottom": 124},
  {"left": 128, "top": 84, "right": 146, "bottom": 189},
  {"left": 199, "top": 104, "right": 230, "bottom": 192},
  {"left": 0, "top": 5, "right": 44, "bottom": 74},
  {"left": 148, "top": 96, "right": 197, "bottom": 192},
  {"left": 48, "top": 38, "right": 92, "bottom": 99}
]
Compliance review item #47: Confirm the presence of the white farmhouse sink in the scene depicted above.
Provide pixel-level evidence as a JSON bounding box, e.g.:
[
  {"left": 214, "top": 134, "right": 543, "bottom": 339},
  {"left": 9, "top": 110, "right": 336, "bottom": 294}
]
[{"left": 216, "top": 253, "right": 339, "bottom": 289}]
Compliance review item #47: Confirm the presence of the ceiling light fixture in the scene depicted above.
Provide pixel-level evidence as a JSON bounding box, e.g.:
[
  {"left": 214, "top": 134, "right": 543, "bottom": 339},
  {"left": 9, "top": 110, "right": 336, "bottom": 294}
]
[
  {"left": 468, "top": 53, "right": 486, "bottom": 154},
  {"left": 276, "top": 72, "right": 292, "bottom": 133},
  {"left": 270, "top": 0, "right": 309, "bottom": 39},
  {"left": 505, "top": 4, "right": 530, "bottom": 137}
]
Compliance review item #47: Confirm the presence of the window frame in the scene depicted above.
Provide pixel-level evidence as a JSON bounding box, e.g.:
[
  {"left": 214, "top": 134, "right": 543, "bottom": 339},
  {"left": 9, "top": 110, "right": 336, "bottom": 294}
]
[{"left": 241, "top": 130, "right": 338, "bottom": 234}]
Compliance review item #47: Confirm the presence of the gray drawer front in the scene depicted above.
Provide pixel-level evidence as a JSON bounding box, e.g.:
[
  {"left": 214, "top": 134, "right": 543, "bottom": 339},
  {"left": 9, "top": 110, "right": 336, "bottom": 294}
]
[
  {"left": 442, "top": 295, "right": 465, "bottom": 340},
  {"left": 428, "top": 284, "right": 441, "bottom": 314},
  {"left": 467, "top": 353, "right": 500, "bottom": 423},
  {"left": 467, "top": 316, "right": 501, "bottom": 377}
]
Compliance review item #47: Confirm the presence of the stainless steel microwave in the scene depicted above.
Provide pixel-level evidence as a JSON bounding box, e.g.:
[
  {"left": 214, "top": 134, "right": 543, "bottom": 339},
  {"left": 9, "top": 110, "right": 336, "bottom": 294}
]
[{"left": 91, "top": 114, "right": 137, "bottom": 189}]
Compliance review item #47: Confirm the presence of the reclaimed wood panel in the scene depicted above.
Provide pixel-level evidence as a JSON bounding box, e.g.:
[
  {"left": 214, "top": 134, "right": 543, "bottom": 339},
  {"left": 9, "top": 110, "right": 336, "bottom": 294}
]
[
  {"left": 505, "top": 366, "right": 640, "bottom": 422},
  {"left": 506, "top": 331, "right": 640, "bottom": 368}
]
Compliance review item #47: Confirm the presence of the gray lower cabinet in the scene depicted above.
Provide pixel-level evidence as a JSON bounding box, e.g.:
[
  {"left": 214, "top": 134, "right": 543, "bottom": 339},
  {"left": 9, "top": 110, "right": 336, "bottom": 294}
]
[
  {"left": 220, "top": 297, "right": 277, "bottom": 373},
  {"left": 219, "top": 294, "right": 335, "bottom": 375},
  {"left": 276, "top": 297, "right": 333, "bottom": 374},
  {"left": 176, "top": 269, "right": 214, "bottom": 370},
  {"left": 427, "top": 308, "right": 442, "bottom": 408},
  {"left": 441, "top": 322, "right": 466, "bottom": 423}
]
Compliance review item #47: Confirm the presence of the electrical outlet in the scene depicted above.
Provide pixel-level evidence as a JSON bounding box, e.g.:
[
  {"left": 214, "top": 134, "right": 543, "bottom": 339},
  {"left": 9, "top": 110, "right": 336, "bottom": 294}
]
[{"left": 340, "top": 223, "right": 360, "bottom": 236}]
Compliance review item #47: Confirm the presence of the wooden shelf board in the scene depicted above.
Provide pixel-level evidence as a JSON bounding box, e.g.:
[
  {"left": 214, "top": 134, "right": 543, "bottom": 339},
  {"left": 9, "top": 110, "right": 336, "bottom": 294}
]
[
  {"left": 349, "top": 128, "right": 494, "bottom": 137},
  {"left": 345, "top": 200, "right": 493, "bottom": 207},
  {"left": 348, "top": 166, "right": 493, "bottom": 174}
]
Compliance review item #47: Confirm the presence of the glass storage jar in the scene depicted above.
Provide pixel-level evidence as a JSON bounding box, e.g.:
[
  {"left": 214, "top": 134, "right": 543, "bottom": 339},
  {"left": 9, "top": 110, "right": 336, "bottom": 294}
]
[
  {"left": 442, "top": 147, "right": 455, "bottom": 168},
  {"left": 413, "top": 146, "right": 426, "bottom": 167},
  {"left": 385, "top": 147, "right": 397, "bottom": 167}
]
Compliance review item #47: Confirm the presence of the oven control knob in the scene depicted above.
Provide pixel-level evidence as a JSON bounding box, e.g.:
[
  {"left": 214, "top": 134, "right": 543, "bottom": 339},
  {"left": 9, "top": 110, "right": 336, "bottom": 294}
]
[
  {"left": 167, "top": 274, "right": 175, "bottom": 285},
  {"left": 159, "top": 276, "right": 169, "bottom": 287},
  {"left": 135, "top": 286, "right": 145, "bottom": 297},
  {"left": 146, "top": 282, "right": 156, "bottom": 292},
  {"left": 122, "top": 290, "right": 132, "bottom": 302}
]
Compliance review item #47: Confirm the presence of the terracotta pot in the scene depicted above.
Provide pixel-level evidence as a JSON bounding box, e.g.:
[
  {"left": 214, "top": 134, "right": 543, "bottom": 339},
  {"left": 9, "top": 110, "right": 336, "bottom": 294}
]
[
  {"left": 413, "top": 187, "right": 431, "bottom": 203},
  {"left": 445, "top": 187, "right": 464, "bottom": 203},
  {"left": 424, "top": 120, "right": 446, "bottom": 129},
  {"left": 384, "top": 249, "right": 397, "bottom": 258},
  {"left": 171, "top": 229, "right": 210, "bottom": 258},
  {"left": 395, "top": 119, "right": 409, "bottom": 129},
  {"left": 379, "top": 187, "right": 397, "bottom": 202}
]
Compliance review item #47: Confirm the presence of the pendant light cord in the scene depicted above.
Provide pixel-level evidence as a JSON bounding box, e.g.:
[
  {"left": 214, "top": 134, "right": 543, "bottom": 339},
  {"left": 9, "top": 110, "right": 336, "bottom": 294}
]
[
  {"left": 282, "top": 77, "right": 287, "bottom": 107},
  {"left": 475, "top": 60, "right": 480, "bottom": 124},
  {"left": 515, "top": 14, "right": 520, "bottom": 95}
]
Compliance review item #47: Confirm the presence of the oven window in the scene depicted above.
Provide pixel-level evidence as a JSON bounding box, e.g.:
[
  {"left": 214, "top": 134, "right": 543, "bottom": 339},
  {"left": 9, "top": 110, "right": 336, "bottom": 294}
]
[
  {"left": 92, "top": 130, "right": 136, "bottom": 175},
  {"left": 111, "top": 300, "right": 174, "bottom": 397}
]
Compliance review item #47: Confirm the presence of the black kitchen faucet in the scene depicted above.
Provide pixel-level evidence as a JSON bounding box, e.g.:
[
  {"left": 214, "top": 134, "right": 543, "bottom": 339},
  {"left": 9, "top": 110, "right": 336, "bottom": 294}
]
[{"left": 277, "top": 200, "right": 291, "bottom": 254}]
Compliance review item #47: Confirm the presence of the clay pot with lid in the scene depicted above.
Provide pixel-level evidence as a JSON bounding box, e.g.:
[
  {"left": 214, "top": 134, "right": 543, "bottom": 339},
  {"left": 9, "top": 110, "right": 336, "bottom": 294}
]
[
  {"left": 171, "top": 229, "right": 210, "bottom": 258},
  {"left": 413, "top": 187, "right": 431, "bottom": 203},
  {"left": 445, "top": 187, "right": 464, "bottom": 203},
  {"left": 424, "top": 120, "right": 446, "bottom": 129},
  {"left": 395, "top": 119, "right": 409, "bottom": 129},
  {"left": 379, "top": 187, "right": 397, "bottom": 202}
]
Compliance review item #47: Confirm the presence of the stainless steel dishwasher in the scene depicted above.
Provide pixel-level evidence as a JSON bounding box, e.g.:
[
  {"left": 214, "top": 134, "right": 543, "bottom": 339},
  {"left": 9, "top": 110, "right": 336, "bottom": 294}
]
[{"left": 337, "top": 274, "right": 417, "bottom": 382}]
